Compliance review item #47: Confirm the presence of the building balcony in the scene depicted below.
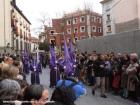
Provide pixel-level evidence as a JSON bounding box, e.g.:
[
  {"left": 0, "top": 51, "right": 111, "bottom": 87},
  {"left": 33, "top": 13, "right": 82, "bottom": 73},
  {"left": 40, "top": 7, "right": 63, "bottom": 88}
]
[
  {"left": 12, "top": 26, "right": 19, "bottom": 36},
  {"left": 11, "top": 19, "right": 15, "bottom": 27},
  {"left": 12, "top": 26, "right": 16, "bottom": 32}
]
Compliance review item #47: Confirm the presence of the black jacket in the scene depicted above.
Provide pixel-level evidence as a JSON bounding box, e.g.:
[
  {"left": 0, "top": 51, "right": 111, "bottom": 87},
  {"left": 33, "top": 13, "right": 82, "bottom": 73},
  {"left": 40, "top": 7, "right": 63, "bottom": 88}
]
[{"left": 93, "top": 60, "right": 106, "bottom": 77}]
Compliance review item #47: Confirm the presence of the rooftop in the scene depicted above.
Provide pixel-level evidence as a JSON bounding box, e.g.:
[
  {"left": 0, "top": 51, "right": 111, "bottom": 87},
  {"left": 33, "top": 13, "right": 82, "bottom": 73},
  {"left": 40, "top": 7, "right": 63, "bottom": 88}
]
[{"left": 63, "top": 9, "right": 102, "bottom": 18}]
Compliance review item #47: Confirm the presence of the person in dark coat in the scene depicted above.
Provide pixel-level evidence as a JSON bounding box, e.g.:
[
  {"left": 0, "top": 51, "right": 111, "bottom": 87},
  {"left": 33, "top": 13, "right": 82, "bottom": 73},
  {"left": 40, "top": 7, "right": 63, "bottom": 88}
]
[
  {"left": 120, "top": 54, "right": 130, "bottom": 98},
  {"left": 86, "top": 55, "right": 94, "bottom": 86},
  {"left": 42, "top": 54, "right": 48, "bottom": 69},
  {"left": 92, "top": 54, "right": 107, "bottom": 98},
  {"left": 30, "top": 59, "right": 40, "bottom": 84},
  {"left": 23, "top": 58, "right": 30, "bottom": 74},
  {"left": 49, "top": 64, "right": 60, "bottom": 88}
]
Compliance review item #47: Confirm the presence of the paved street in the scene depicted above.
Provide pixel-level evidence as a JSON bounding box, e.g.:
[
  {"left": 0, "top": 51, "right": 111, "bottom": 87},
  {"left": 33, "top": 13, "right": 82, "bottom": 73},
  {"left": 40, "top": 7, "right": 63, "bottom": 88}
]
[{"left": 26, "top": 67, "right": 134, "bottom": 105}]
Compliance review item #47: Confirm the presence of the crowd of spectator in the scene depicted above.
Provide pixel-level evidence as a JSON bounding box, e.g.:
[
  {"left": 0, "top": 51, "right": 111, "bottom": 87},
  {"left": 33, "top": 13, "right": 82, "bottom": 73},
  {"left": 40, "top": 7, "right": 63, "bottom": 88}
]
[
  {"left": 0, "top": 54, "right": 84, "bottom": 105},
  {"left": 75, "top": 51, "right": 140, "bottom": 104},
  {"left": 0, "top": 51, "right": 140, "bottom": 105}
]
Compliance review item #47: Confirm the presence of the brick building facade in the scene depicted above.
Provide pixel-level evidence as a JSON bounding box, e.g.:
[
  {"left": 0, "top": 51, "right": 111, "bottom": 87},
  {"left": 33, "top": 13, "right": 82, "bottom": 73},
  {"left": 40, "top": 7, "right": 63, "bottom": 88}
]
[{"left": 45, "top": 9, "right": 103, "bottom": 50}]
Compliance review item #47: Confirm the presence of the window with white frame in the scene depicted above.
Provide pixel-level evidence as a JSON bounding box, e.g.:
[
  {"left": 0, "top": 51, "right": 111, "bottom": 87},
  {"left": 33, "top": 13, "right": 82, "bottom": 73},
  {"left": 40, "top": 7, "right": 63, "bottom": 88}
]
[
  {"left": 50, "top": 30, "right": 55, "bottom": 35},
  {"left": 92, "top": 16, "right": 96, "bottom": 22},
  {"left": 73, "top": 18, "right": 77, "bottom": 24},
  {"left": 107, "top": 14, "right": 111, "bottom": 21},
  {"left": 107, "top": 25, "right": 112, "bottom": 33},
  {"left": 99, "top": 18, "right": 102, "bottom": 23},
  {"left": 20, "top": 21, "right": 22, "bottom": 26},
  {"left": 67, "top": 20, "right": 71, "bottom": 25},
  {"left": 92, "top": 26, "right": 96, "bottom": 32},
  {"left": 80, "top": 26, "right": 85, "bottom": 32},
  {"left": 74, "top": 27, "right": 78, "bottom": 33},
  {"left": 98, "top": 27, "right": 102, "bottom": 33},
  {"left": 50, "top": 39, "right": 56, "bottom": 45},
  {"left": 80, "top": 16, "right": 85, "bottom": 23},
  {"left": 67, "top": 28, "right": 71, "bottom": 34},
  {"left": 97, "top": 17, "right": 101, "bottom": 23}
]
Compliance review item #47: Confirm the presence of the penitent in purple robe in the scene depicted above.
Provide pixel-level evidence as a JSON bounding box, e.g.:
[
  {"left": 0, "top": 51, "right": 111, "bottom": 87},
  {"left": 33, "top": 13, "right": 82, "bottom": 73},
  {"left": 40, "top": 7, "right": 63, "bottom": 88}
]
[
  {"left": 30, "top": 59, "right": 40, "bottom": 84},
  {"left": 49, "top": 46, "right": 60, "bottom": 87}
]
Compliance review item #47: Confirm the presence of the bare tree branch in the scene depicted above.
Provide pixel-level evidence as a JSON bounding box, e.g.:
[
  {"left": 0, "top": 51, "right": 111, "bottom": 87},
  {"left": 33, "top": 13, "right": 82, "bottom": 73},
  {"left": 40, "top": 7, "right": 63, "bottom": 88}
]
[{"left": 33, "top": 13, "right": 52, "bottom": 40}]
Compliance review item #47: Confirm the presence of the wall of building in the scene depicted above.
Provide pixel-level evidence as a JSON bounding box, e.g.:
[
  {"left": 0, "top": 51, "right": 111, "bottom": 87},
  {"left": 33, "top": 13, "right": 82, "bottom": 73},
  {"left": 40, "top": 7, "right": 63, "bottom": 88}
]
[
  {"left": 5, "top": 0, "right": 12, "bottom": 48},
  {"left": 102, "top": 0, "right": 140, "bottom": 35},
  {"left": 0, "top": 0, "right": 11, "bottom": 48},
  {"left": 115, "top": 0, "right": 138, "bottom": 23},
  {"left": 138, "top": 0, "right": 140, "bottom": 29},
  {"left": 115, "top": 0, "right": 139, "bottom": 33},
  {"left": 77, "top": 29, "right": 140, "bottom": 55},
  {"left": 0, "top": 0, "right": 5, "bottom": 47},
  {"left": 47, "top": 10, "right": 103, "bottom": 50},
  {"left": 12, "top": 5, "right": 31, "bottom": 51},
  {"left": 102, "top": 0, "right": 116, "bottom": 36}
]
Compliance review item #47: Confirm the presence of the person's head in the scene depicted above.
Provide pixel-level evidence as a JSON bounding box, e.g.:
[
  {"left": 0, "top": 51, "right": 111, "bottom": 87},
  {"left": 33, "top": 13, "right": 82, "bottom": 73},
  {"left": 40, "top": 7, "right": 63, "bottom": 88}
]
[
  {"left": 117, "top": 53, "right": 122, "bottom": 58},
  {"left": 89, "top": 55, "right": 93, "bottom": 60},
  {"left": 110, "top": 52, "right": 114, "bottom": 56},
  {"left": 92, "top": 51, "right": 96, "bottom": 55},
  {"left": 16, "top": 79, "right": 29, "bottom": 100},
  {"left": 13, "top": 60, "right": 21, "bottom": 68},
  {"left": 100, "top": 54, "right": 105, "bottom": 61},
  {"left": 130, "top": 53, "right": 138, "bottom": 64},
  {"left": 0, "top": 63, "right": 14, "bottom": 80},
  {"left": 51, "top": 79, "right": 85, "bottom": 105},
  {"left": 104, "top": 54, "right": 109, "bottom": 61},
  {"left": 123, "top": 53, "right": 130, "bottom": 61},
  {"left": 51, "top": 87, "right": 75, "bottom": 105},
  {"left": 0, "top": 79, "right": 21, "bottom": 102},
  {"left": 93, "top": 54, "right": 98, "bottom": 61},
  {"left": 1, "top": 64, "right": 20, "bottom": 80},
  {"left": 23, "top": 85, "right": 49, "bottom": 105},
  {"left": 9, "top": 66, "right": 19, "bottom": 79},
  {"left": 4, "top": 56, "right": 14, "bottom": 65}
]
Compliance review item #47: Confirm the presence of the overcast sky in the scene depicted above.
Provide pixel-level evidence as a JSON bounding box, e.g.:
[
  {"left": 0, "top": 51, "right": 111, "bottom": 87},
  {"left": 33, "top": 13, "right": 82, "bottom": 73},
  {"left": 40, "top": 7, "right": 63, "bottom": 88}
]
[{"left": 16, "top": 0, "right": 103, "bottom": 36}]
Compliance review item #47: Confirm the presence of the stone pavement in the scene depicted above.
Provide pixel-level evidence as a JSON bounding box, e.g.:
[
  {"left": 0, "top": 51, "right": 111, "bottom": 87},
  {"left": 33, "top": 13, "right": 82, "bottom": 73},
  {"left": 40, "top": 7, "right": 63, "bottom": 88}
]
[{"left": 26, "top": 67, "right": 135, "bottom": 105}]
